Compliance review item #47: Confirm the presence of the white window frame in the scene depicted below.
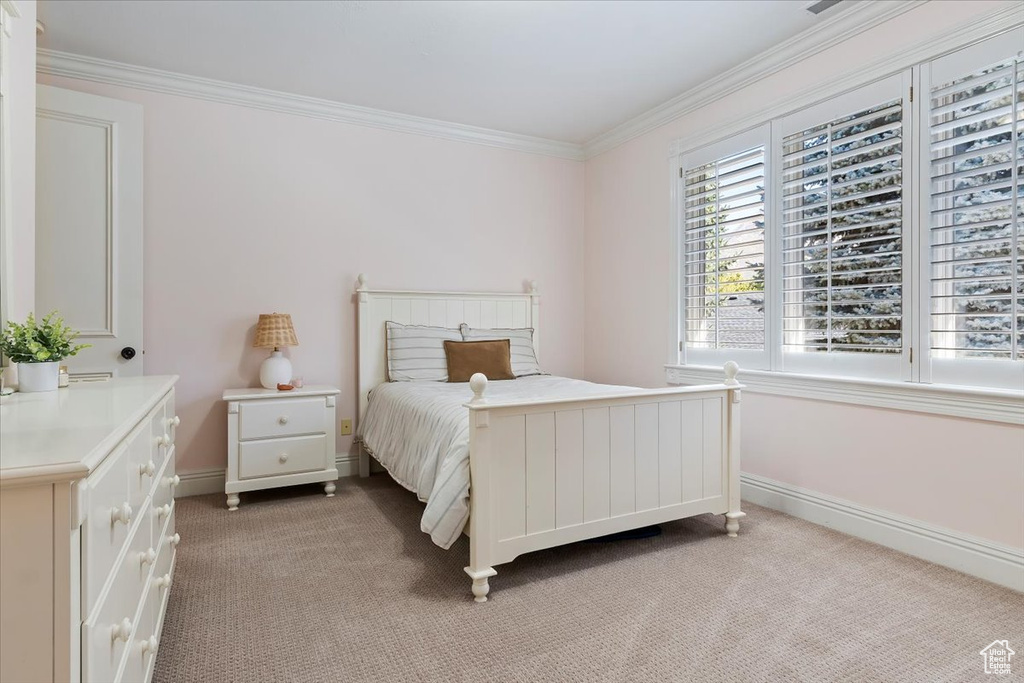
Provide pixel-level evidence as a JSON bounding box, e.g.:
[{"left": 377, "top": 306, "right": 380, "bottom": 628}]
[
  {"left": 916, "top": 27, "right": 1024, "bottom": 392},
  {"left": 775, "top": 71, "right": 914, "bottom": 382},
  {"left": 676, "top": 124, "right": 771, "bottom": 371},
  {"left": 666, "top": 16, "right": 1024, "bottom": 424}
]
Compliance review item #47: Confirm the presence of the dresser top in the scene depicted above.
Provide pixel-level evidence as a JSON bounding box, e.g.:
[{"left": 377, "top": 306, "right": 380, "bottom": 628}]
[
  {"left": 0, "top": 375, "right": 178, "bottom": 487},
  {"left": 222, "top": 385, "right": 339, "bottom": 401}
]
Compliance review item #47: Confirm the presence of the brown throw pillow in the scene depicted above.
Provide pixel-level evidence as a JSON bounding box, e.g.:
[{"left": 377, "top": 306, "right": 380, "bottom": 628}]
[{"left": 443, "top": 339, "right": 515, "bottom": 383}]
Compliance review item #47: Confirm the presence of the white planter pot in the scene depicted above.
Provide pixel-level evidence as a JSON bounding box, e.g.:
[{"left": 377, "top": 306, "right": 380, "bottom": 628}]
[{"left": 18, "top": 361, "right": 60, "bottom": 393}]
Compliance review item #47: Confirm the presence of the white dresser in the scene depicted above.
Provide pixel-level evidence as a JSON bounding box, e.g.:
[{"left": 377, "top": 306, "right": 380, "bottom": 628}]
[{"left": 0, "top": 376, "right": 179, "bottom": 683}]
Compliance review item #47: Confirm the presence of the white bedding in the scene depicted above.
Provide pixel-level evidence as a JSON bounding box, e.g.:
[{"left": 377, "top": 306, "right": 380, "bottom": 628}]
[{"left": 358, "top": 375, "right": 641, "bottom": 549}]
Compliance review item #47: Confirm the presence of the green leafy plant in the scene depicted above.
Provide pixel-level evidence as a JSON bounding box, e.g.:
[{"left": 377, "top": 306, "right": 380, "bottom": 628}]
[{"left": 0, "top": 311, "right": 91, "bottom": 363}]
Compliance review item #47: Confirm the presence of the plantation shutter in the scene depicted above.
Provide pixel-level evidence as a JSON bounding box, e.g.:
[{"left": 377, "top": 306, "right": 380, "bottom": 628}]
[
  {"left": 928, "top": 45, "right": 1023, "bottom": 364},
  {"left": 683, "top": 143, "right": 766, "bottom": 354},
  {"left": 780, "top": 77, "right": 907, "bottom": 366}
]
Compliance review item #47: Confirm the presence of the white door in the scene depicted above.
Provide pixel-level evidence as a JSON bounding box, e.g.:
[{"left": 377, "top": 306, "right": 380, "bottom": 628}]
[{"left": 36, "top": 85, "right": 143, "bottom": 378}]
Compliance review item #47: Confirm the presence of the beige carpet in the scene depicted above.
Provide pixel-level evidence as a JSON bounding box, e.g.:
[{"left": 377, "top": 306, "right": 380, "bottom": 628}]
[{"left": 153, "top": 477, "right": 1023, "bottom": 683}]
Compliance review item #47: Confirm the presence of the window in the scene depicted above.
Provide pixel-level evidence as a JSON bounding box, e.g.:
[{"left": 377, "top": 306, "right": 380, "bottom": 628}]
[
  {"left": 679, "top": 126, "right": 769, "bottom": 369},
  {"left": 925, "top": 30, "right": 1023, "bottom": 390},
  {"left": 782, "top": 98, "right": 905, "bottom": 358},
  {"left": 673, "top": 28, "right": 1024, "bottom": 393}
]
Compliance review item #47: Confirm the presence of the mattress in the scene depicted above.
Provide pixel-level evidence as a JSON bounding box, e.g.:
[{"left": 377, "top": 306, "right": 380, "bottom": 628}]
[{"left": 358, "top": 375, "right": 640, "bottom": 549}]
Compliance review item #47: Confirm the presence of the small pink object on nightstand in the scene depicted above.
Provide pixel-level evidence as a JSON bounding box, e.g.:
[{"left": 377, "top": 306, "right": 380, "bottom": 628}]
[{"left": 291, "top": 377, "right": 304, "bottom": 388}]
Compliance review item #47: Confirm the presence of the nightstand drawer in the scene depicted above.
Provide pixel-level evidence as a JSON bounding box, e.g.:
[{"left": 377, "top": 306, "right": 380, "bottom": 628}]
[
  {"left": 239, "top": 398, "right": 324, "bottom": 440},
  {"left": 238, "top": 434, "right": 327, "bottom": 479}
]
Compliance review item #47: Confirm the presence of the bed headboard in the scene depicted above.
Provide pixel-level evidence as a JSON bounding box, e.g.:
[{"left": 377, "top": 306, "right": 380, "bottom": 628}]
[{"left": 355, "top": 274, "right": 540, "bottom": 428}]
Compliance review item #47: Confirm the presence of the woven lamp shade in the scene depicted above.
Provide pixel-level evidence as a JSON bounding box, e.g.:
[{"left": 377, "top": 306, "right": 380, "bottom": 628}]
[{"left": 253, "top": 313, "right": 299, "bottom": 349}]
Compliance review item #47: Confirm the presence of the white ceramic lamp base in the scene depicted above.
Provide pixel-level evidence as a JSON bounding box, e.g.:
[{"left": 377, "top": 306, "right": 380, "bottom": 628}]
[{"left": 259, "top": 350, "right": 292, "bottom": 389}]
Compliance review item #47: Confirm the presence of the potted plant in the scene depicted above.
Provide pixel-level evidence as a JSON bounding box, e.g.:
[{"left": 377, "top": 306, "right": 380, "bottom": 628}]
[{"left": 0, "top": 311, "right": 90, "bottom": 392}]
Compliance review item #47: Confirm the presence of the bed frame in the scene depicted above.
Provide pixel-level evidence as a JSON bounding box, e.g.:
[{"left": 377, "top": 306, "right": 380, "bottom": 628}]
[{"left": 355, "top": 275, "right": 744, "bottom": 602}]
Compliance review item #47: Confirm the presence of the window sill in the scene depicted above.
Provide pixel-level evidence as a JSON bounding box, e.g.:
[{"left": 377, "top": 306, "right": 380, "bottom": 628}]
[{"left": 665, "top": 364, "right": 1023, "bottom": 425}]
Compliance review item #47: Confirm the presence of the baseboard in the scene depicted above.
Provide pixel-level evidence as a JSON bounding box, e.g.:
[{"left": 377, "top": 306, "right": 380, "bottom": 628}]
[
  {"left": 175, "top": 455, "right": 360, "bottom": 499},
  {"left": 741, "top": 473, "right": 1024, "bottom": 592}
]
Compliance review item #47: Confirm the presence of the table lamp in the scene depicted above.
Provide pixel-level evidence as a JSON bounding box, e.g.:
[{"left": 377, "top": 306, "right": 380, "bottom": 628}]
[{"left": 253, "top": 313, "right": 298, "bottom": 389}]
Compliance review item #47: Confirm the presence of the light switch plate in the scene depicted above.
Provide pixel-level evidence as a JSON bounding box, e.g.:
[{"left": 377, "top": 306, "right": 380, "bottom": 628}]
[{"left": 340, "top": 419, "right": 353, "bottom": 436}]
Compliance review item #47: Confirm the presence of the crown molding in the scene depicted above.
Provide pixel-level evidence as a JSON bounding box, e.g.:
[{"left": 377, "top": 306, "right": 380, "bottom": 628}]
[
  {"left": 663, "top": 2, "right": 1024, "bottom": 160},
  {"left": 36, "top": 49, "right": 586, "bottom": 161},
  {"left": 583, "top": 0, "right": 928, "bottom": 159}
]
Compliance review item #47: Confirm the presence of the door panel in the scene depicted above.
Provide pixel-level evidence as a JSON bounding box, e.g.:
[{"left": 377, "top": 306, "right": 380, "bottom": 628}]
[{"left": 36, "top": 85, "right": 143, "bottom": 377}]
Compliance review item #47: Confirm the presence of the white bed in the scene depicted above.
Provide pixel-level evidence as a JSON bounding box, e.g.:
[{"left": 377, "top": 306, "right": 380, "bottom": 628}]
[{"left": 355, "top": 276, "right": 744, "bottom": 602}]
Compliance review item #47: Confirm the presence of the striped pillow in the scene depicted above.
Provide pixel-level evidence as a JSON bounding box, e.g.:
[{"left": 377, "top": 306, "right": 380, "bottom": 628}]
[
  {"left": 459, "top": 325, "right": 545, "bottom": 378},
  {"left": 385, "top": 322, "right": 462, "bottom": 382}
]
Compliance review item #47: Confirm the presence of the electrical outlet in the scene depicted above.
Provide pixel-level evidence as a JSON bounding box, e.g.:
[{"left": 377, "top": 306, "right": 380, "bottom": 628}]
[{"left": 340, "top": 419, "right": 353, "bottom": 436}]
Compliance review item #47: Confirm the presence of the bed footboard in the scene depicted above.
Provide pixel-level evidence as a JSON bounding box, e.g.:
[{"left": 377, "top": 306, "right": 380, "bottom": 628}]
[{"left": 464, "top": 364, "right": 744, "bottom": 602}]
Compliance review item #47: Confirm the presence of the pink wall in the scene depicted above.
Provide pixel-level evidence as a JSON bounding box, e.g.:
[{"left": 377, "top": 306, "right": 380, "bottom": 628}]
[
  {"left": 8, "top": 0, "right": 35, "bottom": 322},
  {"left": 38, "top": 74, "right": 585, "bottom": 474},
  {"left": 32, "top": 1, "right": 1022, "bottom": 551},
  {"left": 583, "top": 0, "right": 1024, "bottom": 549}
]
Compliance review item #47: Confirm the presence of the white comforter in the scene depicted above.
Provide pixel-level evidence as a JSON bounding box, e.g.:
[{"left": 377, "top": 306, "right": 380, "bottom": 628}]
[{"left": 359, "top": 375, "right": 640, "bottom": 549}]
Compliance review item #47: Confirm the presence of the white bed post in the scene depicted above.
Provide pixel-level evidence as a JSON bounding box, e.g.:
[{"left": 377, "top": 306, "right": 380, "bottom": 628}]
[
  {"left": 528, "top": 280, "right": 540, "bottom": 360},
  {"left": 464, "top": 373, "right": 497, "bottom": 602},
  {"left": 723, "top": 361, "right": 745, "bottom": 537},
  {"left": 356, "top": 274, "right": 371, "bottom": 478}
]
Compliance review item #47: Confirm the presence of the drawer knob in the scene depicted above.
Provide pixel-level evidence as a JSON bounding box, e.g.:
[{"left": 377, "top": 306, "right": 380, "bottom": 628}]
[
  {"left": 168, "top": 415, "right": 181, "bottom": 428},
  {"left": 157, "top": 503, "right": 172, "bottom": 519},
  {"left": 279, "top": 453, "right": 289, "bottom": 463},
  {"left": 156, "top": 434, "right": 170, "bottom": 447},
  {"left": 278, "top": 416, "right": 289, "bottom": 425},
  {"left": 155, "top": 573, "right": 172, "bottom": 590},
  {"left": 111, "top": 617, "right": 133, "bottom": 643},
  {"left": 139, "top": 461, "right": 156, "bottom": 477},
  {"left": 141, "top": 635, "right": 158, "bottom": 654},
  {"left": 110, "top": 502, "right": 133, "bottom": 526},
  {"left": 140, "top": 548, "right": 157, "bottom": 566},
  {"left": 166, "top": 474, "right": 181, "bottom": 488},
  {"left": 169, "top": 533, "right": 181, "bottom": 547}
]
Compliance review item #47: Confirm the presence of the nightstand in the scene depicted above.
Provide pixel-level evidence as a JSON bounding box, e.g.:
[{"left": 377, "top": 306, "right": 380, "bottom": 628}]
[{"left": 222, "top": 385, "right": 340, "bottom": 510}]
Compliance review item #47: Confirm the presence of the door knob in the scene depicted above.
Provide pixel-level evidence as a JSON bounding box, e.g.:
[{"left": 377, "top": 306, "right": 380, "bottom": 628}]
[{"left": 121, "top": 346, "right": 137, "bottom": 360}]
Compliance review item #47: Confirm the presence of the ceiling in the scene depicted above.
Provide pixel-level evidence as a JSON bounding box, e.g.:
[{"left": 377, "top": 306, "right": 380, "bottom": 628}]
[{"left": 37, "top": 0, "right": 834, "bottom": 145}]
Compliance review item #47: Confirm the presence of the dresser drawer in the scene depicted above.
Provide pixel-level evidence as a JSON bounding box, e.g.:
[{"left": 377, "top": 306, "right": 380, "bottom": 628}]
[
  {"left": 118, "top": 577, "right": 158, "bottom": 683},
  {"left": 150, "top": 400, "right": 172, "bottom": 471},
  {"left": 239, "top": 398, "right": 325, "bottom": 440},
  {"left": 82, "top": 499, "right": 152, "bottom": 683},
  {"left": 128, "top": 414, "right": 160, "bottom": 513},
  {"left": 83, "top": 442, "right": 133, "bottom": 611},
  {"left": 239, "top": 434, "right": 327, "bottom": 479},
  {"left": 152, "top": 452, "right": 177, "bottom": 518}
]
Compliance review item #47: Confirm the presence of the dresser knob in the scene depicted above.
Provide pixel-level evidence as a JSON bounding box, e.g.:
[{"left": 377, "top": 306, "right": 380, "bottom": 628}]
[
  {"left": 279, "top": 453, "right": 289, "bottom": 463},
  {"left": 155, "top": 573, "right": 172, "bottom": 590},
  {"left": 155, "top": 434, "right": 170, "bottom": 447},
  {"left": 111, "top": 617, "right": 133, "bottom": 643},
  {"left": 141, "top": 635, "right": 158, "bottom": 654},
  {"left": 157, "top": 504, "right": 172, "bottom": 519},
  {"left": 169, "top": 533, "right": 181, "bottom": 547},
  {"left": 139, "top": 548, "right": 157, "bottom": 566},
  {"left": 139, "top": 461, "right": 155, "bottom": 477},
  {"left": 110, "top": 502, "right": 133, "bottom": 526},
  {"left": 168, "top": 415, "right": 181, "bottom": 428},
  {"left": 278, "top": 416, "right": 289, "bottom": 425},
  {"left": 166, "top": 474, "right": 181, "bottom": 488}
]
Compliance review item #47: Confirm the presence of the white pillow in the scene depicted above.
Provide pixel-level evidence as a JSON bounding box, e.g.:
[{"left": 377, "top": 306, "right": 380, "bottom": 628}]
[
  {"left": 385, "top": 322, "right": 461, "bottom": 382},
  {"left": 460, "top": 324, "right": 545, "bottom": 378}
]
